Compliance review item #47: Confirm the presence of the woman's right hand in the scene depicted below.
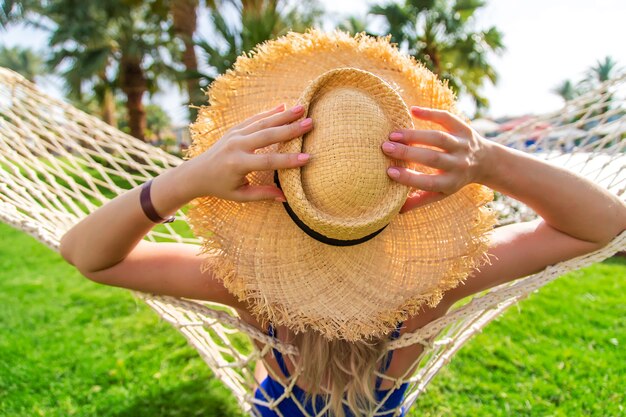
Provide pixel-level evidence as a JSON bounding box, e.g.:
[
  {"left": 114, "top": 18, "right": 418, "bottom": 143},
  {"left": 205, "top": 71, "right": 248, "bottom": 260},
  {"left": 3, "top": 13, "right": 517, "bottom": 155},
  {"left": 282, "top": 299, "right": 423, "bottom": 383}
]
[{"left": 179, "top": 104, "right": 313, "bottom": 202}]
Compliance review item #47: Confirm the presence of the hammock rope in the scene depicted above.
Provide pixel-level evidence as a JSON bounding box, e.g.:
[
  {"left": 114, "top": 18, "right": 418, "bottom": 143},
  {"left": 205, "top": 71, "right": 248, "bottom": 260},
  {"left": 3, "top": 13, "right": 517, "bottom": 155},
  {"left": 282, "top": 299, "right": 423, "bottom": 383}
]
[{"left": 1, "top": 66, "right": 624, "bottom": 416}]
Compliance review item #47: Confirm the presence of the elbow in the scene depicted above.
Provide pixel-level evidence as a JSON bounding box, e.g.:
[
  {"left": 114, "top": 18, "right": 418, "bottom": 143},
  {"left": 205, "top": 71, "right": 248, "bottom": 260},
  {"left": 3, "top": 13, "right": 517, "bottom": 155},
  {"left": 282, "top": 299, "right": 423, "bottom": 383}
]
[
  {"left": 59, "top": 232, "right": 75, "bottom": 266},
  {"left": 61, "top": 251, "right": 110, "bottom": 286},
  {"left": 577, "top": 206, "right": 626, "bottom": 248},
  {"left": 59, "top": 232, "right": 91, "bottom": 280},
  {"left": 587, "top": 224, "right": 626, "bottom": 249},
  {"left": 79, "top": 269, "right": 111, "bottom": 285},
  {"left": 597, "top": 211, "right": 626, "bottom": 247},
  {"left": 59, "top": 231, "right": 116, "bottom": 286},
  {"left": 59, "top": 231, "right": 97, "bottom": 281}
]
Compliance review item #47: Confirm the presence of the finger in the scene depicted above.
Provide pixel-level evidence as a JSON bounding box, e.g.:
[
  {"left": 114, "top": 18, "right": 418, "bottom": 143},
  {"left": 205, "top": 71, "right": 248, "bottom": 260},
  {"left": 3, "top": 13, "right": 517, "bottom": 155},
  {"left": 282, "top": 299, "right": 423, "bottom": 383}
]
[
  {"left": 410, "top": 106, "right": 472, "bottom": 136},
  {"left": 246, "top": 152, "right": 311, "bottom": 171},
  {"left": 387, "top": 167, "right": 454, "bottom": 193},
  {"left": 400, "top": 191, "right": 446, "bottom": 213},
  {"left": 240, "top": 104, "right": 306, "bottom": 136},
  {"left": 389, "top": 129, "right": 462, "bottom": 152},
  {"left": 246, "top": 117, "right": 313, "bottom": 150},
  {"left": 232, "top": 104, "right": 286, "bottom": 131},
  {"left": 381, "top": 141, "right": 456, "bottom": 171},
  {"left": 235, "top": 184, "right": 286, "bottom": 202}
]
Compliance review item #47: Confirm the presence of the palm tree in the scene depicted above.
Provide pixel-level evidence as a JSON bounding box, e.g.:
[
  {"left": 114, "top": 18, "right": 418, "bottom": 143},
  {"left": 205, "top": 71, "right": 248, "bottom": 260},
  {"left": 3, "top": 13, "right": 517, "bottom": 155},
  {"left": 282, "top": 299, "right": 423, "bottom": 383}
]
[
  {"left": 0, "top": 0, "right": 36, "bottom": 28},
  {"left": 1, "top": 1, "right": 48, "bottom": 83},
  {"left": 0, "top": 45, "right": 44, "bottom": 82},
  {"left": 553, "top": 56, "right": 622, "bottom": 117},
  {"left": 44, "top": 2, "right": 119, "bottom": 125},
  {"left": 145, "top": 103, "right": 172, "bottom": 142},
  {"left": 551, "top": 79, "right": 580, "bottom": 102},
  {"left": 585, "top": 56, "right": 622, "bottom": 85},
  {"left": 371, "top": 0, "right": 504, "bottom": 116},
  {"left": 1, "top": 0, "right": 21, "bottom": 27},
  {"left": 583, "top": 56, "right": 622, "bottom": 116},
  {"left": 169, "top": 0, "right": 221, "bottom": 121},
  {"left": 44, "top": 0, "right": 176, "bottom": 141},
  {"left": 197, "top": 0, "right": 322, "bottom": 80},
  {"left": 337, "top": 16, "right": 370, "bottom": 36}
]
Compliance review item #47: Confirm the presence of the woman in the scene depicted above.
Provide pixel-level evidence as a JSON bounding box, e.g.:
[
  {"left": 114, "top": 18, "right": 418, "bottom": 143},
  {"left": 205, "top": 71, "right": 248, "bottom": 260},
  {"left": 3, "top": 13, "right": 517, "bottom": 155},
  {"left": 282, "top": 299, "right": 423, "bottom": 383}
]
[
  {"left": 59, "top": 30, "right": 626, "bottom": 417},
  {"left": 59, "top": 104, "right": 626, "bottom": 416}
]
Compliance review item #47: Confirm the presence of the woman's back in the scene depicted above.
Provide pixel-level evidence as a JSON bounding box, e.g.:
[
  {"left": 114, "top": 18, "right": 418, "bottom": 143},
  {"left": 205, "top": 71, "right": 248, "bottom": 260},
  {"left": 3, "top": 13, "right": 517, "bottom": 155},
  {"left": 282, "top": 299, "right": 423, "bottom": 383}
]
[
  {"left": 253, "top": 321, "right": 408, "bottom": 416},
  {"left": 239, "top": 302, "right": 451, "bottom": 394}
]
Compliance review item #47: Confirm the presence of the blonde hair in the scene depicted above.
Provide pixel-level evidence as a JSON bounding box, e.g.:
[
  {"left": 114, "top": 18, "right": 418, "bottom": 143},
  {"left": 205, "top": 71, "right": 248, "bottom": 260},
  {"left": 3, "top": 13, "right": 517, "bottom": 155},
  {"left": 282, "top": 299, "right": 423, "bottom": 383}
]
[{"left": 292, "top": 330, "right": 389, "bottom": 417}]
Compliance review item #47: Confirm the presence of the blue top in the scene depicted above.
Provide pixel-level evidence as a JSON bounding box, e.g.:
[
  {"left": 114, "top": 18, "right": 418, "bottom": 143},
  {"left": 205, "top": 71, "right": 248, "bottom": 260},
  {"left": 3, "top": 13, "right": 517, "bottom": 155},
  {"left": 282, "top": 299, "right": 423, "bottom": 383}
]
[{"left": 253, "top": 322, "right": 409, "bottom": 417}]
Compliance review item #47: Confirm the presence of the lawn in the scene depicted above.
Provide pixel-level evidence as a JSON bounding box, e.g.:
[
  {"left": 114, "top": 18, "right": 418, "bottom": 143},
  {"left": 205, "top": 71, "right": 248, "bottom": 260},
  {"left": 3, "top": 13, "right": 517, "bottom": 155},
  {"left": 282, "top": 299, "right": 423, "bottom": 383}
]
[{"left": 0, "top": 222, "right": 624, "bottom": 417}]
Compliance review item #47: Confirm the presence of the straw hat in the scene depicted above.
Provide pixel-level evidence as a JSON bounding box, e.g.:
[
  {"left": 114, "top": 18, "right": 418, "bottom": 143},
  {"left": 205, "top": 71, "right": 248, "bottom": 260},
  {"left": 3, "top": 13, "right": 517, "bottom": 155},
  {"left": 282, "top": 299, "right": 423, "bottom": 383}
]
[{"left": 185, "top": 30, "right": 495, "bottom": 341}]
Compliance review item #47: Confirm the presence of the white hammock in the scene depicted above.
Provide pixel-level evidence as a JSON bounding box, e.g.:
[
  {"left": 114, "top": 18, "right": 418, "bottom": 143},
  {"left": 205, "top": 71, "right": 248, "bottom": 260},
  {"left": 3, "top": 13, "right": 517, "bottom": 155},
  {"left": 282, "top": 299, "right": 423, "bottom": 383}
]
[{"left": 1, "top": 67, "right": 624, "bottom": 416}]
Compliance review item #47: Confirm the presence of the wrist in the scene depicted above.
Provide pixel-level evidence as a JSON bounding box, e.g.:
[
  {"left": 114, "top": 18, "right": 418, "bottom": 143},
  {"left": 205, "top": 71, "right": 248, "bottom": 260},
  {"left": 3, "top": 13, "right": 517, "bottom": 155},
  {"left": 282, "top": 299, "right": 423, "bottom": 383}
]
[
  {"left": 171, "top": 156, "right": 219, "bottom": 201},
  {"left": 140, "top": 179, "right": 176, "bottom": 223},
  {"left": 169, "top": 161, "right": 203, "bottom": 202},
  {"left": 148, "top": 165, "right": 195, "bottom": 219},
  {"left": 474, "top": 139, "right": 508, "bottom": 188}
]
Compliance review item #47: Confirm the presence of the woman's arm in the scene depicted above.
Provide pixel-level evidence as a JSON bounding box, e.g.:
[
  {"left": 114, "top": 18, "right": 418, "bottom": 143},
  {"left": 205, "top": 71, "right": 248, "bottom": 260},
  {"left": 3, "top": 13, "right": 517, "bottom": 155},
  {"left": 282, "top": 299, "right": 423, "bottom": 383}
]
[
  {"left": 59, "top": 167, "right": 187, "bottom": 273},
  {"left": 60, "top": 104, "right": 313, "bottom": 296},
  {"left": 382, "top": 106, "right": 626, "bottom": 302}
]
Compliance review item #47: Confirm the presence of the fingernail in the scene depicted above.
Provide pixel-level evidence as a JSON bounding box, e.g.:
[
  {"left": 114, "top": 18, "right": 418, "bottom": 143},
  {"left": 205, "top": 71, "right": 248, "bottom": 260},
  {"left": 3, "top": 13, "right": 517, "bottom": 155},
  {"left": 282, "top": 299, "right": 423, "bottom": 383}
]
[
  {"left": 382, "top": 142, "right": 395, "bottom": 152},
  {"left": 300, "top": 118, "right": 312, "bottom": 128},
  {"left": 274, "top": 196, "right": 287, "bottom": 203},
  {"left": 390, "top": 132, "right": 403, "bottom": 141},
  {"left": 275, "top": 103, "right": 285, "bottom": 111},
  {"left": 291, "top": 104, "right": 304, "bottom": 113},
  {"left": 387, "top": 168, "right": 400, "bottom": 178},
  {"left": 411, "top": 106, "right": 424, "bottom": 115},
  {"left": 297, "top": 153, "right": 310, "bottom": 162}
]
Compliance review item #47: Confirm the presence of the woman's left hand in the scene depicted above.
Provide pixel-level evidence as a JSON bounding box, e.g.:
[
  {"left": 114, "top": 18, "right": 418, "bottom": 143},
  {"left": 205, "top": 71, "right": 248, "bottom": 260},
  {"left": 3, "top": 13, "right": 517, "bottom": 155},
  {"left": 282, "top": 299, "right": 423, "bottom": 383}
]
[{"left": 381, "top": 106, "right": 492, "bottom": 213}]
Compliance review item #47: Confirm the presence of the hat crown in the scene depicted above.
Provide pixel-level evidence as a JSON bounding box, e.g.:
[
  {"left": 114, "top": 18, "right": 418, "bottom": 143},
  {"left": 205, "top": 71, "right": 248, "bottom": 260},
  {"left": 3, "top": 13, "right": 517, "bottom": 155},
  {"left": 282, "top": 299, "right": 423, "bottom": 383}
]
[
  {"left": 301, "top": 87, "right": 393, "bottom": 218},
  {"left": 279, "top": 68, "right": 413, "bottom": 242}
]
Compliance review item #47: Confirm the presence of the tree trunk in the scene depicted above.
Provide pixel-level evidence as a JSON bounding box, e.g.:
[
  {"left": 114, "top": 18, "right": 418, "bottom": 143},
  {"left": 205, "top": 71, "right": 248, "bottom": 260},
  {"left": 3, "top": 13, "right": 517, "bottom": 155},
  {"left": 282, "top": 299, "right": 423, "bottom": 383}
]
[
  {"left": 171, "top": 0, "right": 202, "bottom": 121},
  {"left": 101, "top": 85, "right": 117, "bottom": 127},
  {"left": 120, "top": 57, "right": 147, "bottom": 141},
  {"left": 423, "top": 44, "right": 441, "bottom": 75}
]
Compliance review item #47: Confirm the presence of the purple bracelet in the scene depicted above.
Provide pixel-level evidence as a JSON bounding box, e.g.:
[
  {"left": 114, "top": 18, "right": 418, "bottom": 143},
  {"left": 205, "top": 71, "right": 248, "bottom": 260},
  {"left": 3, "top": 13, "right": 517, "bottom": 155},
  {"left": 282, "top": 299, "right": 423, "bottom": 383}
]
[{"left": 140, "top": 179, "right": 175, "bottom": 224}]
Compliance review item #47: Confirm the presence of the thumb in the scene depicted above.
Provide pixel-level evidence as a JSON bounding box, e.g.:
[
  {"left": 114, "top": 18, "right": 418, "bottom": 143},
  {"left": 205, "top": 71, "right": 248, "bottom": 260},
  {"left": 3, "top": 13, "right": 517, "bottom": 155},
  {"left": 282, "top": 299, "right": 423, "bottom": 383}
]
[
  {"left": 400, "top": 191, "right": 446, "bottom": 213},
  {"left": 236, "top": 184, "right": 286, "bottom": 202}
]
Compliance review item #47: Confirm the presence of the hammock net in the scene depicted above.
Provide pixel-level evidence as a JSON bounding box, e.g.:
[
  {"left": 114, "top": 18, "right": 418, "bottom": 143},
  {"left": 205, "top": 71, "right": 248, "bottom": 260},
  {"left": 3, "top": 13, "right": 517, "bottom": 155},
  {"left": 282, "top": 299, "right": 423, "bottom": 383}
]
[{"left": 1, "top": 67, "right": 624, "bottom": 416}]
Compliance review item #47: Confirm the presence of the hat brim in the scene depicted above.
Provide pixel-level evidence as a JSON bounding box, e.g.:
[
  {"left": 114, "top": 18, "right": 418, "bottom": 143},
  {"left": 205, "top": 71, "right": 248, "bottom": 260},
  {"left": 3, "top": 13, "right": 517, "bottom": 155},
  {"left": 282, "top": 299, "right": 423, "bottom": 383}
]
[{"left": 186, "top": 30, "right": 496, "bottom": 341}]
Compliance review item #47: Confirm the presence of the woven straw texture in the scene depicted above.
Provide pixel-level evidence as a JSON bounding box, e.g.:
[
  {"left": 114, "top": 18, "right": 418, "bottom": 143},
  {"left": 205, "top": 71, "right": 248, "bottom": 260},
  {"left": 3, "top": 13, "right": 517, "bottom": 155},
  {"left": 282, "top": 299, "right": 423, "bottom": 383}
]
[
  {"left": 184, "top": 31, "right": 496, "bottom": 341},
  {"left": 278, "top": 68, "right": 411, "bottom": 240}
]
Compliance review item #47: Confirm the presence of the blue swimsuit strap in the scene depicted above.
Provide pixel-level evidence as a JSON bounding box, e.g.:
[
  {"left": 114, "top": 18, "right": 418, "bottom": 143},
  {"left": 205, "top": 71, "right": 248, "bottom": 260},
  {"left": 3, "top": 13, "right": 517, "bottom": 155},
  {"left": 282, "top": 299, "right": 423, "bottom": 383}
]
[
  {"left": 268, "top": 324, "right": 291, "bottom": 378},
  {"left": 267, "top": 322, "right": 404, "bottom": 386},
  {"left": 374, "top": 321, "right": 404, "bottom": 391}
]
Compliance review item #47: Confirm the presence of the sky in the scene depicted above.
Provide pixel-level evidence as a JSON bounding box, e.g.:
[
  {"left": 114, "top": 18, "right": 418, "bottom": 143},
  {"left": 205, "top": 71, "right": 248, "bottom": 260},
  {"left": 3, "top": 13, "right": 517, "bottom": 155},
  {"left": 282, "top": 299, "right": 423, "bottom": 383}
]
[
  {"left": 321, "top": 0, "right": 626, "bottom": 119},
  {"left": 2, "top": 0, "right": 625, "bottom": 124}
]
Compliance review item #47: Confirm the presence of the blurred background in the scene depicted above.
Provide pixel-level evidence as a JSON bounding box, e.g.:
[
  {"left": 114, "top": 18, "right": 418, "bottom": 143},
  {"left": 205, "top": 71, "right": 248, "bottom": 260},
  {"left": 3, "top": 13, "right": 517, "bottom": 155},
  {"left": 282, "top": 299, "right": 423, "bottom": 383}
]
[{"left": 2, "top": 0, "right": 625, "bottom": 155}]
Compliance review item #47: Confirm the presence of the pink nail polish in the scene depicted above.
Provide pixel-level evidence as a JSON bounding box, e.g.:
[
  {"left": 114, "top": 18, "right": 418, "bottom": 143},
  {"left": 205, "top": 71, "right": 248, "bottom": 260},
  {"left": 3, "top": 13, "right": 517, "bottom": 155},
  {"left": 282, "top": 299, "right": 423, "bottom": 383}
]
[
  {"left": 274, "top": 103, "right": 285, "bottom": 111},
  {"left": 297, "top": 153, "right": 310, "bottom": 162},
  {"left": 389, "top": 132, "right": 403, "bottom": 141},
  {"left": 291, "top": 104, "right": 304, "bottom": 113},
  {"left": 382, "top": 142, "right": 395, "bottom": 152},
  {"left": 274, "top": 196, "right": 287, "bottom": 203},
  {"left": 387, "top": 168, "right": 400, "bottom": 178},
  {"left": 300, "top": 118, "right": 312, "bottom": 128}
]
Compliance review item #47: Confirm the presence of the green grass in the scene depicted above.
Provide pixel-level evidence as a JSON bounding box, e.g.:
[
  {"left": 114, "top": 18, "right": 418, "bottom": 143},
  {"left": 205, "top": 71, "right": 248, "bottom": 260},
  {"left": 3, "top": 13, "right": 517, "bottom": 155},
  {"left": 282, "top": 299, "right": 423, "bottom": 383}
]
[
  {"left": 0, "top": 222, "right": 624, "bottom": 417},
  {"left": 414, "top": 256, "right": 626, "bottom": 417},
  {"left": 0, "top": 223, "right": 242, "bottom": 417}
]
